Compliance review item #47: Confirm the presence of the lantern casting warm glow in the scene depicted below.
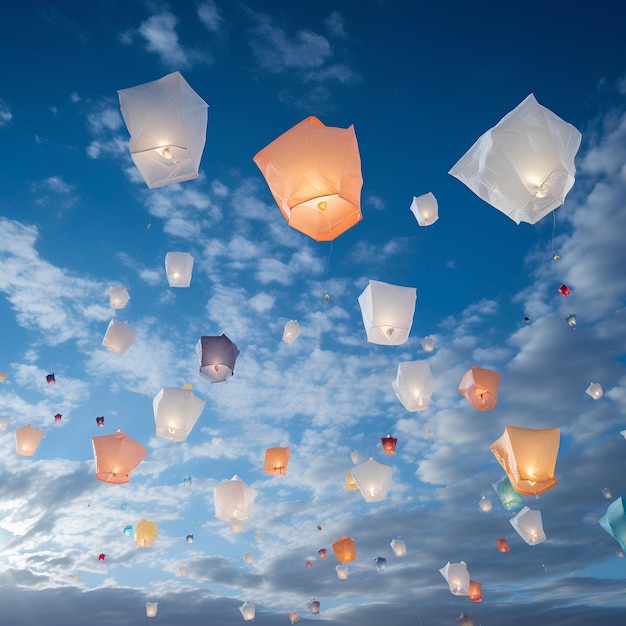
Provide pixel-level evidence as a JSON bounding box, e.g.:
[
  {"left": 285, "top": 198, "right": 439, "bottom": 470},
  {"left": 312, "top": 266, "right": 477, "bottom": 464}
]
[
  {"left": 332, "top": 534, "right": 356, "bottom": 563},
  {"left": 510, "top": 506, "right": 546, "bottom": 545},
  {"left": 15, "top": 424, "right": 44, "bottom": 456},
  {"left": 135, "top": 519, "right": 158, "bottom": 548},
  {"left": 243, "top": 552, "right": 253, "bottom": 564},
  {"left": 469, "top": 580, "right": 482, "bottom": 602},
  {"left": 351, "top": 458, "right": 392, "bottom": 503},
  {"left": 410, "top": 192, "right": 439, "bottom": 226},
  {"left": 458, "top": 365, "right": 501, "bottom": 410},
  {"left": 214, "top": 475, "right": 257, "bottom": 524},
  {"left": 146, "top": 602, "right": 158, "bottom": 618},
  {"left": 102, "top": 319, "right": 137, "bottom": 355},
  {"left": 96, "top": 416, "right": 105, "bottom": 427},
  {"left": 239, "top": 602, "right": 255, "bottom": 621},
  {"left": 390, "top": 537, "right": 407, "bottom": 557},
  {"left": 0, "top": 372, "right": 6, "bottom": 383},
  {"left": 318, "top": 548, "right": 327, "bottom": 558},
  {"left": 165, "top": 252, "right": 194, "bottom": 288},
  {"left": 282, "top": 320, "right": 302, "bottom": 344},
  {"left": 264, "top": 447, "right": 291, "bottom": 475},
  {"left": 46, "top": 373, "right": 55, "bottom": 385},
  {"left": 92, "top": 429, "right": 147, "bottom": 484},
  {"left": 439, "top": 561, "right": 470, "bottom": 596},
  {"left": 110, "top": 285, "right": 130, "bottom": 309},
  {"left": 345, "top": 471, "right": 358, "bottom": 490},
  {"left": 307, "top": 599, "right": 320, "bottom": 615},
  {"left": 153, "top": 386, "right": 206, "bottom": 442},
  {"left": 496, "top": 538, "right": 510, "bottom": 553},
  {"left": 289, "top": 611, "right": 299, "bottom": 623},
  {"left": 381, "top": 435, "right": 397, "bottom": 454},
  {"left": 586, "top": 382, "right": 603, "bottom": 400},
  {"left": 197, "top": 334, "right": 240, "bottom": 383},
  {"left": 392, "top": 360, "right": 435, "bottom": 411}
]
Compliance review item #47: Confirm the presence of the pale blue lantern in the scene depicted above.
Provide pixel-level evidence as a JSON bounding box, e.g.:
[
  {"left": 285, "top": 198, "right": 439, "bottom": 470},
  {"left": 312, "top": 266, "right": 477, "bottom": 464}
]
[
  {"left": 492, "top": 475, "right": 523, "bottom": 511},
  {"left": 374, "top": 556, "right": 387, "bottom": 571},
  {"left": 123, "top": 525, "right": 133, "bottom": 536},
  {"left": 600, "top": 496, "right": 626, "bottom": 550}
]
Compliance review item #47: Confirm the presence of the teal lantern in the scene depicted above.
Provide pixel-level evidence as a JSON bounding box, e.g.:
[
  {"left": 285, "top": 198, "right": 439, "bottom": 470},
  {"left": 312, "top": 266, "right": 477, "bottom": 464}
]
[
  {"left": 600, "top": 496, "right": 626, "bottom": 550},
  {"left": 123, "top": 525, "right": 133, "bottom": 536},
  {"left": 492, "top": 475, "right": 523, "bottom": 511},
  {"left": 374, "top": 556, "right": 387, "bottom": 571}
]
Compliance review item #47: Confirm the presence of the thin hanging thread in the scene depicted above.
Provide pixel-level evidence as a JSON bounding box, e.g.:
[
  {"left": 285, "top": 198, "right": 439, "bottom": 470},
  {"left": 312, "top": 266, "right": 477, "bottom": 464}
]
[
  {"left": 414, "top": 596, "right": 423, "bottom": 626},
  {"left": 424, "top": 225, "right": 434, "bottom": 276},
  {"left": 134, "top": 219, "right": 152, "bottom": 261},
  {"left": 323, "top": 240, "right": 334, "bottom": 297}
]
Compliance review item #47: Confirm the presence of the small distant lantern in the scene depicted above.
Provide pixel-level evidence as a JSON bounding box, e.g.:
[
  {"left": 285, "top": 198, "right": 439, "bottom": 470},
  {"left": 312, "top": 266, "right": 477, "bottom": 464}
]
[
  {"left": 289, "top": 611, "right": 300, "bottom": 623},
  {"left": 184, "top": 476, "right": 192, "bottom": 487},
  {"left": 410, "top": 192, "right": 439, "bottom": 226},
  {"left": 421, "top": 336, "right": 435, "bottom": 352},
  {"left": 390, "top": 537, "right": 407, "bottom": 557},
  {"left": 253, "top": 116, "right": 363, "bottom": 242},
  {"left": 490, "top": 426, "right": 560, "bottom": 495},
  {"left": 346, "top": 471, "right": 358, "bottom": 491},
  {"left": 255, "top": 531, "right": 263, "bottom": 542},
  {"left": 15, "top": 424, "right": 44, "bottom": 456},
  {"left": 374, "top": 556, "right": 387, "bottom": 572},
  {"left": 46, "top": 373, "right": 56, "bottom": 385},
  {"left": 153, "top": 386, "right": 206, "bottom": 442},
  {"left": 243, "top": 552, "right": 253, "bottom": 564},
  {"left": 110, "top": 285, "right": 130, "bottom": 309},
  {"left": 135, "top": 519, "right": 158, "bottom": 548},
  {"left": 469, "top": 580, "right": 482, "bottom": 602},
  {"left": 0, "top": 417, "right": 8, "bottom": 431},
  {"left": 478, "top": 496, "right": 492, "bottom": 512},
  {"left": 496, "top": 538, "right": 510, "bottom": 552},
  {"left": 307, "top": 599, "right": 320, "bottom": 615},
  {"left": 96, "top": 416, "right": 105, "bottom": 427},
  {"left": 358, "top": 280, "right": 417, "bottom": 346},
  {"left": 439, "top": 561, "right": 470, "bottom": 596},
  {"left": 492, "top": 475, "right": 523, "bottom": 510},
  {"left": 600, "top": 496, "right": 626, "bottom": 550},
  {"left": 459, "top": 614, "right": 475, "bottom": 626},
  {"left": 98, "top": 553, "right": 105, "bottom": 562},
  {"left": 603, "top": 487, "right": 613, "bottom": 499},
  {"left": 332, "top": 534, "right": 356, "bottom": 563},
  {"left": 586, "top": 383, "right": 603, "bottom": 400},
  {"left": 381, "top": 435, "right": 397, "bottom": 454},
  {"left": 179, "top": 566, "right": 187, "bottom": 576},
  {"left": 165, "top": 252, "right": 194, "bottom": 288},
  {"left": 318, "top": 548, "right": 327, "bottom": 559},
  {"left": 335, "top": 564, "right": 349, "bottom": 579},
  {"left": 282, "top": 320, "right": 302, "bottom": 344},
  {"left": 557, "top": 284, "right": 571, "bottom": 296},
  {"left": 214, "top": 475, "right": 257, "bottom": 524},
  {"left": 350, "top": 451, "right": 361, "bottom": 465},
  {"left": 458, "top": 365, "right": 501, "bottom": 410},
  {"left": 197, "top": 334, "right": 240, "bottom": 383},
  {"left": 239, "top": 602, "right": 255, "bottom": 621},
  {"left": 120, "top": 503, "right": 127, "bottom": 510},
  {"left": 123, "top": 525, "right": 133, "bottom": 536},
  {"left": 54, "top": 413, "right": 62, "bottom": 423},
  {"left": 118, "top": 71, "right": 209, "bottom": 189},
  {"left": 566, "top": 313, "right": 577, "bottom": 327},
  {"left": 92, "top": 430, "right": 147, "bottom": 484},
  {"left": 186, "top": 534, "right": 194, "bottom": 544},
  {"left": 0, "top": 372, "right": 6, "bottom": 383},
  {"left": 146, "top": 602, "right": 158, "bottom": 618},
  {"left": 510, "top": 506, "right": 547, "bottom": 545},
  {"left": 306, "top": 560, "right": 312, "bottom": 569},
  {"left": 351, "top": 458, "right": 392, "bottom": 503},
  {"left": 264, "top": 447, "right": 291, "bottom": 475},
  {"left": 392, "top": 360, "right": 435, "bottom": 412},
  {"left": 102, "top": 319, "right": 137, "bottom": 355}
]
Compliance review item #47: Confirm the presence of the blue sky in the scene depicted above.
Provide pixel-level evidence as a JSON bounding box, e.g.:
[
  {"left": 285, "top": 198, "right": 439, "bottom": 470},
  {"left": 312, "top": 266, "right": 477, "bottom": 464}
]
[{"left": 1, "top": 1, "right": 626, "bottom": 624}]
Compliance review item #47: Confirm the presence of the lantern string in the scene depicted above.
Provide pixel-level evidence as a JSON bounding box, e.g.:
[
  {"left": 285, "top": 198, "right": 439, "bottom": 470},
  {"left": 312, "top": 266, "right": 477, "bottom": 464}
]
[
  {"left": 133, "top": 219, "right": 152, "bottom": 261},
  {"left": 414, "top": 596, "right": 424, "bottom": 626},
  {"left": 424, "top": 226, "right": 434, "bottom": 276},
  {"left": 323, "top": 240, "right": 334, "bottom": 294}
]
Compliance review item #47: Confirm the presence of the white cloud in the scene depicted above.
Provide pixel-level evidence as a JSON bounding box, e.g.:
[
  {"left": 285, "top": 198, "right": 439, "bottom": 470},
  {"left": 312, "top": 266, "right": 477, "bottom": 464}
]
[
  {"left": 325, "top": 11, "right": 347, "bottom": 39},
  {"left": 0, "top": 98, "right": 12, "bottom": 127},
  {"left": 197, "top": 0, "right": 222, "bottom": 32}
]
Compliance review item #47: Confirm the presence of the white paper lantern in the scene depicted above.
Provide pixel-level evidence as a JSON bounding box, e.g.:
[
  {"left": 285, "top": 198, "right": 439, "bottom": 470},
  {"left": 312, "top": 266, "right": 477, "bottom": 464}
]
[
  {"left": 239, "top": 602, "right": 255, "bottom": 621},
  {"left": 586, "top": 382, "right": 603, "bottom": 400},
  {"left": 392, "top": 360, "right": 435, "bottom": 412},
  {"left": 478, "top": 496, "right": 492, "bottom": 513},
  {"left": 390, "top": 537, "right": 407, "bottom": 557},
  {"left": 351, "top": 458, "right": 392, "bottom": 503},
  {"left": 165, "top": 252, "right": 194, "bottom": 288},
  {"left": 214, "top": 475, "right": 257, "bottom": 523},
  {"left": 282, "top": 320, "right": 302, "bottom": 344},
  {"left": 109, "top": 285, "right": 130, "bottom": 309},
  {"left": 146, "top": 602, "right": 158, "bottom": 618},
  {"left": 308, "top": 600, "right": 320, "bottom": 615},
  {"left": 102, "top": 319, "right": 137, "bottom": 355},
  {"left": 439, "top": 561, "right": 470, "bottom": 596},
  {"left": 0, "top": 417, "right": 8, "bottom": 431},
  {"left": 289, "top": 611, "right": 300, "bottom": 623},
  {"left": 153, "top": 386, "right": 205, "bottom": 442},
  {"left": 335, "top": 564, "right": 349, "bottom": 579},
  {"left": 510, "top": 506, "right": 547, "bottom": 545},
  {"left": 243, "top": 552, "right": 253, "bottom": 564},
  {"left": 421, "top": 336, "right": 435, "bottom": 352},
  {"left": 410, "top": 192, "right": 439, "bottom": 226}
]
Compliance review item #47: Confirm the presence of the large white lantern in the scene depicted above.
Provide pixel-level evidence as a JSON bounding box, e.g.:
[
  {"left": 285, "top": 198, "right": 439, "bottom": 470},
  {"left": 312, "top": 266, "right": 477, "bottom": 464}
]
[
  {"left": 102, "top": 319, "right": 137, "bottom": 355},
  {"left": 335, "top": 564, "right": 349, "bottom": 579},
  {"left": 439, "top": 561, "right": 470, "bottom": 596},
  {"left": 118, "top": 71, "right": 209, "bottom": 189},
  {"left": 350, "top": 458, "right": 392, "bottom": 503},
  {"left": 392, "top": 360, "right": 435, "bottom": 411},
  {"left": 449, "top": 93, "right": 582, "bottom": 225},
  {"left": 410, "top": 192, "right": 439, "bottom": 226},
  {"left": 153, "top": 385, "right": 206, "bottom": 442},
  {"left": 165, "top": 252, "right": 194, "bottom": 288},
  {"left": 109, "top": 285, "right": 130, "bottom": 309},
  {"left": 239, "top": 602, "right": 255, "bottom": 621},
  {"left": 510, "top": 506, "right": 547, "bottom": 545},
  {"left": 214, "top": 475, "right": 257, "bottom": 524},
  {"left": 282, "top": 320, "right": 302, "bottom": 344},
  {"left": 358, "top": 280, "right": 417, "bottom": 346}
]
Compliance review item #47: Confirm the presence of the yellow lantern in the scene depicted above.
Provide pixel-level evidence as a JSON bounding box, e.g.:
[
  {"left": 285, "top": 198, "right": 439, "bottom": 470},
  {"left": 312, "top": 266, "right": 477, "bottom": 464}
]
[{"left": 135, "top": 519, "right": 158, "bottom": 548}]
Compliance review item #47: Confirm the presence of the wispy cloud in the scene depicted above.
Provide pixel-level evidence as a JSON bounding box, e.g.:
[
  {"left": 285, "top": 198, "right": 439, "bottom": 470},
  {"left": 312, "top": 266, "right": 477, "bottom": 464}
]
[
  {"left": 197, "top": 0, "right": 223, "bottom": 32},
  {"left": 0, "top": 98, "right": 12, "bottom": 127}
]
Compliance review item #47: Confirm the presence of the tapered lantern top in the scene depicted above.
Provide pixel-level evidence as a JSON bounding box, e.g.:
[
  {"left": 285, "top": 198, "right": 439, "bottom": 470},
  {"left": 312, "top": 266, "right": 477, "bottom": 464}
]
[
  {"left": 410, "top": 192, "right": 439, "bottom": 226},
  {"left": 102, "top": 319, "right": 137, "bottom": 355},
  {"left": 332, "top": 534, "right": 356, "bottom": 562},
  {"left": 439, "top": 561, "right": 470, "bottom": 596},
  {"left": 135, "top": 519, "right": 158, "bottom": 547},
  {"left": 153, "top": 386, "right": 206, "bottom": 442},
  {"left": 586, "top": 382, "right": 603, "bottom": 400},
  {"left": 392, "top": 360, "right": 435, "bottom": 412},
  {"left": 92, "top": 429, "right": 147, "bottom": 484},
  {"left": 600, "top": 495, "right": 626, "bottom": 550},
  {"left": 253, "top": 116, "right": 363, "bottom": 241},
  {"left": 458, "top": 365, "right": 501, "bottom": 410},
  {"left": 490, "top": 426, "right": 560, "bottom": 495},
  {"left": 197, "top": 334, "right": 240, "bottom": 383},
  {"left": 214, "top": 475, "right": 257, "bottom": 524},
  {"left": 118, "top": 71, "right": 209, "bottom": 189},
  {"left": 110, "top": 285, "right": 130, "bottom": 309},
  {"left": 510, "top": 506, "right": 547, "bottom": 545},
  {"left": 165, "top": 252, "right": 194, "bottom": 288},
  {"left": 358, "top": 280, "right": 417, "bottom": 346},
  {"left": 15, "top": 424, "right": 44, "bottom": 456},
  {"left": 264, "top": 447, "right": 290, "bottom": 475},
  {"left": 449, "top": 93, "right": 582, "bottom": 225},
  {"left": 351, "top": 458, "right": 392, "bottom": 503},
  {"left": 390, "top": 537, "right": 407, "bottom": 557}
]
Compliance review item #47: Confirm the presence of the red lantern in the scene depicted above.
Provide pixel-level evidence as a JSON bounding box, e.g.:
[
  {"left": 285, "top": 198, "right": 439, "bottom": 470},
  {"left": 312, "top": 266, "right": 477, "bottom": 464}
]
[
  {"left": 557, "top": 284, "right": 571, "bottom": 296},
  {"left": 496, "top": 538, "right": 510, "bottom": 552},
  {"left": 381, "top": 435, "right": 397, "bottom": 454},
  {"left": 54, "top": 413, "right": 62, "bottom": 423},
  {"left": 306, "top": 560, "right": 312, "bottom": 569},
  {"left": 469, "top": 580, "right": 482, "bottom": 602},
  {"left": 98, "top": 553, "right": 106, "bottom": 562},
  {"left": 96, "top": 416, "right": 105, "bottom": 427}
]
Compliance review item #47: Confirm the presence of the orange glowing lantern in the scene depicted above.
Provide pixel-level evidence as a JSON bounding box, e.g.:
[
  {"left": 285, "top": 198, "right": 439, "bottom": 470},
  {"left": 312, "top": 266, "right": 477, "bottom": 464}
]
[
  {"left": 264, "top": 447, "right": 291, "bottom": 475},
  {"left": 469, "top": 580, "right": 482, "bottom": 602},
  {"left": 496, "top": 538, "right": 510, "bottom": 552},
  {"left": 381, "top": 435, "right": 397, "bottom": 454},
  {"left": 306, "top": 560, "right": 312, "bottom": 569},
  {"left": 332, "top": 534, "right": 356, "bottom": 563},
  {"left": 92, "top": 429, "right": 148, "bottom": 484},
  {"left": 15, "top": 424, "right": 44, "bottom": 456},
  {"left": 458, "top": 365, "right": 501, "bottom": 410},
  {"left": 318, "top": 548, "right": 327, "bottom": 559}
]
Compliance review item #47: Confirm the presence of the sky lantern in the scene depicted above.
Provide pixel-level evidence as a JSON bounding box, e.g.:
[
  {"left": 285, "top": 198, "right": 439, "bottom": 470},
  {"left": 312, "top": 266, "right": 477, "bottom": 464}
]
[
  {"left": 243, "top": 552, "right": 253, "bottom": 564},
  {"left": 253, "top": 116, "right": 363, "bottom": 242},
  {"left": 390, "top": 537, "right": 407, "bottom": 557},
  {"left": 358, "top": 280, "right": 417, "bottom": 346},
  {"left": 308, "top": 599, "right": 320, "bottom": 615},
  {"left": 46, "top": 373, "right": 55, "bottom": 385},
  {"left": 0, "top": 417, "right": 8, "bottom": 431},
  {"left": 102, "top": 319, "right": 137, "bottom": 355},
  {"left": 96, "top": 416, "right": 105, "bottom": 427},
  {"left": 123, "top": 525, "right": 133, "bottom": 536},
  {"left": 306, "top": 560, "right": 312, "bottom": 569},
  {"left": 351, "top": 458, "right": 392, "bottom": 503},
  {"left": 135, "top": 519, "right": 158, "bottom": 547},
  {"left": 165, "top": 252, "right": 194, "bottom": 288},
  {"left": 421, "top": 336, "right": 435, "bottom": 352},
  {"left": 346, "top": 471, "right": 358, "bottom": 490},
  {"left": 282, "top": 320, "right": 302, "bottom": 344},
  {"left": 335, "top": 564, "right": 349, "bottom": 579},
  {"left": 392, "top": 360, "right": 435, "bottom": 412},
  {"left": 478, "top": 496, "right": 492, "bottom": 512},
  {"left": 439, "top": 561, "right": 470, "bottom": 596},
  {"left": 469, "top": 580, "right": 482, "bottom": 602},
  {"left": 350, "top": 451, "right": 361, "bottom": 465},
  {"left": 255, "top": 531, "right": 263, "bottom": 542},
  {"left": 264, "top": 447, "right": 290, "bottom": 475},
  {"left": 318, "top": 548, "right": 327, "bottom": 559},
  {"left": 566, "top": 313, "right": 577, "bottom": 327},
  {"left": 92, "top": 429, "right": 147, "bottom": 484},
  {"left": 510, "top": 506, "right": 547, "bottom": 545},
  {"left": 600, "top": 496, "right": 626, "bottom": 550},
  {"left": 118, "top": 71, "right": 208, "bottom": 189},
  {"left": 496, "top": 538, "right": 511, "bottom": 553},
  {"left": 146, "top": 602, "right": 158, "bottom": 618},
  {"left": 109, "top": 285, "right": 130, "bottom": 309},
  {"left": 586, "top": 383, "right": 603, "bottom": 400},
  {"left": 374, "top": 556, "right": 387, "bottom": 572},
  {"left": 54, "top": 413, "right": 62, "bottom": 423},
  {"left": 197, "top": 334, "right": 240, "bottom": 383},
  {"left": 449, "top": 93, "right": 582, "bottom": 225},
  {"left": 490, "top": 426, "right": 560, "bottom": 495},
  {"left": 410, "top": 192, "right": 439, "bottom": 226},
  {"left": 186, "top": 534, "right": 194, "bottom": 544},
  {"left": 0, "top": 372, "right": 6, "bottom": 383},
  {"left": 557, "top": 284, "right": 571, "bottom": 296},
  {"left": 289, "top": 611, "right": 299, "bottom": 623},
  {"left": 332, "top": 534, "right": 356, "bottom": 562},
  {"left": 214, "top": 475, "right": 257, "bottom": 524},
  {"left": 153, "top": 385, "right": 206, "bottom": 442},
  {"left": 381, "top": 435, "right": 397, "bottom": 454},
  {"left": 459, "top": 614, "right": 475, "bottom": 626},
  {"left": 179, "top": 566, "right": 187, "bottom": 576},
  {"left": 15, "top": 424, "right": 44, "bottom": 456},
  {"left": 98, "top": 553, "right": 105, "bottom": 562},
  {"left": 458, "top": 365, "right": 501, "bottom": 410},
  {"left": 602, "top": 487, "right": 613, "bottom": 499},
  {"left": 239, "top": 602, "right": 255, "bottom": 621},
  {"left": 492, "top": 475, "right": 523, "bottom": 510},
  {"left": 184, "top": 476, "right": 192, "bottom": 487}
]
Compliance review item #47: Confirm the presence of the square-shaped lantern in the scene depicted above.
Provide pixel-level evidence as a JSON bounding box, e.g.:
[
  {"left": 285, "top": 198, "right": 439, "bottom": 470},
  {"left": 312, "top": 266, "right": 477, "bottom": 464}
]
[
  {"left": 214, "top": 475, "right": 257, "bottom": 523},
  {"left": 458, "top": 365, "right": 501, "bottom": 410},
  {"left": 0, "top": 371, "right": 6, "bottom": 383},
  {"left": 282, "top": 319, "right": 302, "bottom": 344},
  {"left": 490, "top": 426, "right": 560, "bottom": 495},
  {"left": 600, "top": 496, "right": 626, "bottom": 550},
  {"left": 351, "top": 458, "right": 392, "bottom": 503},
  {"left": 308, "top": 600, "right": 321, "bottom": 615},
  {"left": 15, "top": 424, "right": 44, "bottom": 456},
  {"left": 118, "top": 71, "right": 209, "bottom": 189},
  {"left": 381, "top": 435, "right": 397, "bottom": 454},
  {"left": 492, "top": 475, "right": 523, "bottom": 510},
  {"left": 449, "top": 93, "right": 582, "bottom": 225},
  {"left": 586, "top": 382, "right": 603, "bottom": 400},
  {"left": 510, "top": 506, "right": 546, "bottom": 545},
  {"left": 243, "top": 552, "right": 253, "bottom": 564},
  {"left": 165, "top": 252, "right": 194, "bottom": 288},
  {"left": 439, "top": 561, "right": 470, "bottom": 596},
  {"left": 102, "top": 319, "right": 137, "bottom": 355},
  {"left": 335, "top": 564, "right": 349, "bottom": 579},
  {"left": 496, "top": 538, "right": 511, "bottom": 553},
  {"left": 264, "top": 447, "right": 291, "bottom": 475},
  {"left": 392, "top": 360, "right": 435, "bottom": 411},
  {"left": 0, "top": 417, "right": 9, "bottom": 431},
  {"left": 332, "top": 534, "right": 356, "bottom": 562},
  {"left": 135, "top": 519, "right": 158, "bottom": 548},
  {"left": 318, "top": 548, "right": 327, "bottom": 558},
  {"left": 146, "top": 602, "right": 158, "bottom": 618},
  {"left": 153, "top": 386, "right": 206, "bottom": 442},
  {"left": 390, "top": 537, "right": 407, "bottom": 557},
  {"left": 197, "top": 334, "right": 240, "bottom": 383},
  {"left": 253, "top": 116, "right": 363, "bottom": 242},
  {"left": 374, "top": 556, "right": 387, "bottom": 571},
  {"left": 421, "top": 336, "right": 435, "bottom": 352},
  {"left": 110, "top": 285, "right": 130, "bottom": 309},
  {"left": 410, "top": 192, "right": 439, "bottom": 226},
  {"left": 289, "top": 611, "right": 300, "bottom": 623},
  {"left": 469, "top": 580, "right": 482, "bottom": 602},
  {"left": 478, "top": 496, "right": 492, "bottom": 512},
  {"left": 92, "top": 429, "right": 147, "bottom": 484},
  {"left": 96, "top": 416, "right": 105, "bottom": 427},
  {"left": 358, "top": 280, "right": 417, "bottom": 346},
  {"left": 239, "top": 602, "right": 255, "bottom": 621}
]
